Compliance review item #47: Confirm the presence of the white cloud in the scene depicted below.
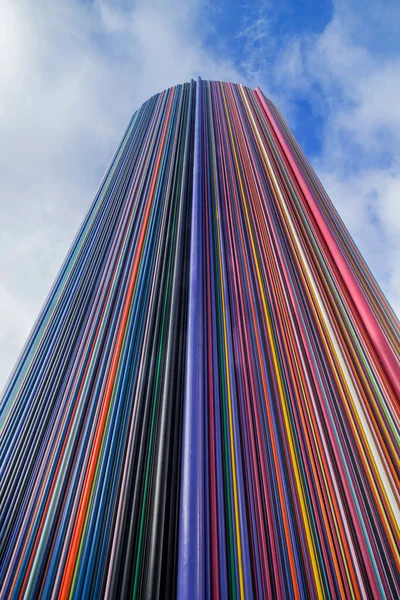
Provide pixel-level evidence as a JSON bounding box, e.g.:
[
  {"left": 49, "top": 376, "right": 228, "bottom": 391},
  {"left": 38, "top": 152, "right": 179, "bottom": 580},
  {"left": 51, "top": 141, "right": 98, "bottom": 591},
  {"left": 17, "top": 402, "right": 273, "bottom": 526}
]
[
  {"left": 0, "top": 0, "right": 242, "bottom": 389},
  {"left": 0, "top": 0, "right": 399, "bottom": 391},
  {"left": 270, "top": 1, "right": 400, "bottom": 317}
]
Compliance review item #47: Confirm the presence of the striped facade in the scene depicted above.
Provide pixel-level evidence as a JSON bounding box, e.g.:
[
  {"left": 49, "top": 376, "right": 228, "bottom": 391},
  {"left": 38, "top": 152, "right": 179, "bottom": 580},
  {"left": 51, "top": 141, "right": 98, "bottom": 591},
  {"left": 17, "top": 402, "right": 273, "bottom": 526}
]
[{"left": 1, "top": 78, "right": 399, "bottom": 599}]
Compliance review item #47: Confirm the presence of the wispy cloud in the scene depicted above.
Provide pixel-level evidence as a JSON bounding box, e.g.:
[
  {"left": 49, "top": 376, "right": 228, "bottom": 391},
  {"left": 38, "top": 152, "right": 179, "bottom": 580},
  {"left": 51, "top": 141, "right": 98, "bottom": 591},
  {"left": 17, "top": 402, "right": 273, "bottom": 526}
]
[{"left": 235, "top": 2, "right": 278, "bottom": 84}]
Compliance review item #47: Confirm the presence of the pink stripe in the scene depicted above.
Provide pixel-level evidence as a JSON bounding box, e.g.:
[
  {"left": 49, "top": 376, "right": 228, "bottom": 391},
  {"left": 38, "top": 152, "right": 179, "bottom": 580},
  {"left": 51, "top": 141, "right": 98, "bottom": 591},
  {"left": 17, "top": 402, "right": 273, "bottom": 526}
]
[{"left": 255, "top": 88, "right": 400, "bottom": 401}]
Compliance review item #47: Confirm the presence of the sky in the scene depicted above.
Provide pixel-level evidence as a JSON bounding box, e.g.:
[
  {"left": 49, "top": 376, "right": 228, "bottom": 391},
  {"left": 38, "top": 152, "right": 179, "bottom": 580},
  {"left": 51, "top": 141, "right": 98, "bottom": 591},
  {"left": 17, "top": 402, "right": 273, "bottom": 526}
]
[{"left": 0, "top": 0, "right": 399, "bottom": 390}]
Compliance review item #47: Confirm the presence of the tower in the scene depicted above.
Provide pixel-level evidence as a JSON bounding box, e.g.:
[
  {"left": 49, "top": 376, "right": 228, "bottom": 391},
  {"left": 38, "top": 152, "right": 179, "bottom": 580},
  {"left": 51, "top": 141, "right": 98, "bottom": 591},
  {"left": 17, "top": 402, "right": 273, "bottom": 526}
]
[{"left": 1, "top": 78, "right": 399, "bottom": 599}]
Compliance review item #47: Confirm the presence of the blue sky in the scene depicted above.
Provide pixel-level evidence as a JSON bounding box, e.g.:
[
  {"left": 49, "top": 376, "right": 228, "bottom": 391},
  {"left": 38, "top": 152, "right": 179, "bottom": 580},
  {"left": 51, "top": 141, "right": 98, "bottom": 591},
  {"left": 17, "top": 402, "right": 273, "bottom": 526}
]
[{"left": 0, "top": 0, "right": 399, "bottom": 388}]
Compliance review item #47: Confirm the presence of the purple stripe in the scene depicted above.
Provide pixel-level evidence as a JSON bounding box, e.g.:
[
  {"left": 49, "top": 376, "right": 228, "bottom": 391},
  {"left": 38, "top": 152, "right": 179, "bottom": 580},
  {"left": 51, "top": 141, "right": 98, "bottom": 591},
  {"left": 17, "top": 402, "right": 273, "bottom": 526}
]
[{"left": 177, "top": 77, "right": 205, "bottom": 600}]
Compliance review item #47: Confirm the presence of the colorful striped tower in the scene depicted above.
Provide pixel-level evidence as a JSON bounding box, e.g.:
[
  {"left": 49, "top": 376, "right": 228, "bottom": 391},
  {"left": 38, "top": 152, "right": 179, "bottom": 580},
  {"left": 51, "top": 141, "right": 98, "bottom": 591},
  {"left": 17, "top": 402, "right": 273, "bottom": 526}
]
[{"left": 1, "top": 79, "right": 399, "bottom": 599}]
